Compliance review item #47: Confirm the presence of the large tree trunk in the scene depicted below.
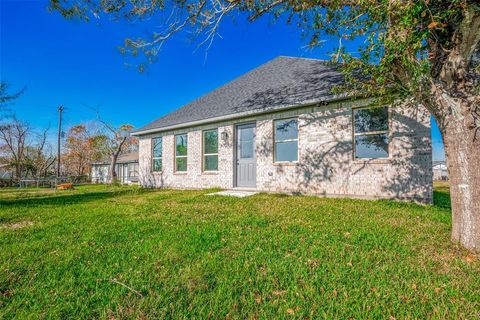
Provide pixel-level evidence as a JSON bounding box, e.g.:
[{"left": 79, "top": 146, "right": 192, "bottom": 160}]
[
  {"left": 431, "top": 83, "right": 480, "bottom": 251},
  {"left": 443, "top": 123, "right": 480, "bottom": 251},
  {"left": 427, "top": 5, "right": 480, "bottom": 251}
]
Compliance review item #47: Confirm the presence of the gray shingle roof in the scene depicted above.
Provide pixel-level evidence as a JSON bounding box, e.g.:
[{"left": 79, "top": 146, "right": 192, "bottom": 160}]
[
  {"left": 92, "top": 151, "right": 139, "bottom": 165},
  {"left": 135, "top": 56, "right": 345, "bottom": 134}
]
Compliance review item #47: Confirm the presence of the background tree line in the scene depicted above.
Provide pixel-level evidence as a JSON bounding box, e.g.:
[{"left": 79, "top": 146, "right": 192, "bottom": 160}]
[{"left": 0, "top": 82, "right": 137, "bottom": 184}]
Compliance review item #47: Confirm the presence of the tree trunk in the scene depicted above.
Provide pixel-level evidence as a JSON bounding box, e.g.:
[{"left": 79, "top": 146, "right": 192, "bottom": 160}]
[
  {"left": 14, "top": 160, "right": 22, "bottom": 182},
  {"left": 444, "top": 125, "right": 480, "bottom": 251},
  {"left": 109, "top": 152, "right": 119, "bottom": 183},
  {"left": 109, "top": 136, "right": 127, "bottom": 184},
  {"left": 431, "top": 84, "right": 480, "bottom": 251},
  {"left": 427, "top": 4, "right": 480, "bottom": 251}
]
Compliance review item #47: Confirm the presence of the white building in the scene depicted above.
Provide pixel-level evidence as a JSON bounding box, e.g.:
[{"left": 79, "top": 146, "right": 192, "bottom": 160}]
[
  {"left": 91, "top": 152, "right": 139, "bottom": 184},
  {"left": 433, "top": 161, "right": 448, "bottom": 181}
]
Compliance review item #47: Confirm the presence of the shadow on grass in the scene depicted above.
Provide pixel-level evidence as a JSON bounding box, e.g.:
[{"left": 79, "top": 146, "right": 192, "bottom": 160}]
[
  {"left": 0, "top": 189, "right": 140, "bottom": 208},
  {"left": 433, "top": 189, "right": 451, "bottom": 210}
]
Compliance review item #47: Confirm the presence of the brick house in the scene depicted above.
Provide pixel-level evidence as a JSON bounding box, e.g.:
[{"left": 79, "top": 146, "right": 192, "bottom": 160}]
[{"left": 132, "top": 56, "right": 432, "bottom": 203}]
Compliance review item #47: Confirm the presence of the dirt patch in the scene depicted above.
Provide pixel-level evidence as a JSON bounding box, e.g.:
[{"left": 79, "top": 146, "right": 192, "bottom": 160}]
[{"left": 0, "top": 220, "right": 34, "bottom": 230}]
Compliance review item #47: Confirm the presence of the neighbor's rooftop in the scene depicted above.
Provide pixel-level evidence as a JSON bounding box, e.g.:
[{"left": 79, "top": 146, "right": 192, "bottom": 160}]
[
  {"left": 133, "top": 56, "right": 346, "bottom": 135},
  {"left": 92, "top": 151, "right": 138, "bottom": 165}
]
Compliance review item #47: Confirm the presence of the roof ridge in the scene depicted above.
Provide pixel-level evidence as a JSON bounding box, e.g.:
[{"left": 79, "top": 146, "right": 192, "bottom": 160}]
[
  {"left": 277, "top": 55, "right": 329, "bottom": 62},
  {"left": 155, "top": 57, "right": 285, "bottom": 112},
  {"left": 134, "top": 55, "right": 345, "bottom": 134},
  {"left": 133, "top": 58, "right": 285, "bottom": 134},
  {"left": 175, "top": 56, "right": 330, "bottom": 105}
]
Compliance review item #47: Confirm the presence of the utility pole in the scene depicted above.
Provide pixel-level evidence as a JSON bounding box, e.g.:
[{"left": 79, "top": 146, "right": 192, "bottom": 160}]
[{"left": 57, "top": 105, "right": 64, "bottom": 179}]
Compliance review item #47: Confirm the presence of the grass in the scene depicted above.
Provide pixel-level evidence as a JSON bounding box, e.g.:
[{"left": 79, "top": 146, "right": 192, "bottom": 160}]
[{"left": 0, "top": 183, "right": 479, "bottom": 319}]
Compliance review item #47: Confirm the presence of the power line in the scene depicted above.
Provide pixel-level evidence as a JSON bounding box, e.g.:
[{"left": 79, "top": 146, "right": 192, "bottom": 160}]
[{"left": 57, "top": 105, "right": 64, "bottom": 178}]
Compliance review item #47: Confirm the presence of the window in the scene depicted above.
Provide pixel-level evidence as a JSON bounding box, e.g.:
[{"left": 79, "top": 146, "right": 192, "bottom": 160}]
[
  {"left": 353, "top": 106, "right": 389, "bottom": 159},
  {"left": 274, "top": 118, "right": 298, "bottom": 162},
  {"left": 128, "top": 163, "right": 139, "bottom": 178},
  {"left": 203, "top": 129, "right": 218, "bottom": 171},
  {"left": 175, "top": 134, "right": 188, "bottom": 172},
  {"left": 152, "top": 137, "right": 162, "bottom": 172}
]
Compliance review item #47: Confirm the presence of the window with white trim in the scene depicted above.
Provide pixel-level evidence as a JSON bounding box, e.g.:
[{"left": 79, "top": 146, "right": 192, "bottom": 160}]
[
  {"left": 203, "top": 129, "right": 218, "bottom": 171},
  {"left": 274, "top": 118, "right": 299, "bottom": 162},
  {"left": 152, "top": 137, "right": 162, "bottom": 172},
  {"left": 175, "top": 134, "right": 188, "bottom": 172},
  {"left": 128, "top": 163, "right": 139, "bottom": 178},
  {"left": 353, "top": 106, "right": 389, "bottom": 159}
]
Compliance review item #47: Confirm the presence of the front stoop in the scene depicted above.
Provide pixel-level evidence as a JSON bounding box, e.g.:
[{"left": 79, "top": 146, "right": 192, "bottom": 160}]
[{"left": 207, "top": 190, "right": 258, "bottom": 198}]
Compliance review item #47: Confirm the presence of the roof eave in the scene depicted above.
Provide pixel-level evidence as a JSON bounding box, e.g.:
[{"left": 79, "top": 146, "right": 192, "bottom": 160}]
[
  {"left": 91, "top": 160, "right": 138, "bottom": 165},
  {"left": 132, "top": 94, "right": 354, "bottom": 136}
]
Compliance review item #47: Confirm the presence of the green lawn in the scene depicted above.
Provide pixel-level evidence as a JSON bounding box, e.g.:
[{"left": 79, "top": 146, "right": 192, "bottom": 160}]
[{"left": 0, "top": 184, "right": 478, "bottom": 319}]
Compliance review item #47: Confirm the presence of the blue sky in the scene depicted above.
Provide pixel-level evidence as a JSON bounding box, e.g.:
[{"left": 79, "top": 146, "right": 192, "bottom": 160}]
[{"left": 1, "top": 0, "right": 444, "bottom": 160}]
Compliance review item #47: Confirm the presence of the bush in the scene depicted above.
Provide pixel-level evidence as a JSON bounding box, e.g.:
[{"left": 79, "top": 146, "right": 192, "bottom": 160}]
[
  {"left": 0, "top": 178, "right": 15, "bottom": 188},
  {"left": 110, "top": 178, "right": 121, "bottom": 187}
]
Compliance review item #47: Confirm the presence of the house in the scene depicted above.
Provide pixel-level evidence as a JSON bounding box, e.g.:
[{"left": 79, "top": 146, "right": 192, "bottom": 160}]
[
  {"left": 0, "top": 163, "right": 13, "bottom": 187},
  {"left": 91, "top": 152, "right": 139, "bottom": 184},
  {"left": 433, "top": 161, "right": 448, "bottom": 181},
  {"left": 132, "top": 56, "right": 432, "bottom": 203},
  {"left": 0, "top": 163, "right": 12, "bottom": 179}
]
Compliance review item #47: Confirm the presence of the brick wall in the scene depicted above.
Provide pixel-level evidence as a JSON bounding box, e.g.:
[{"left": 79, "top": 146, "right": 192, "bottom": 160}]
[{"left": 138, "top": 98, "right": 432, "bottom": 203}]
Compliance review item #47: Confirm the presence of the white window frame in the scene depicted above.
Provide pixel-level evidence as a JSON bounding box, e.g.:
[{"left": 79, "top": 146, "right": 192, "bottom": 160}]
[
  {"left": 152, "top": 137, "right": 163, "bottom": 172},
  {"left": 202, "top": 129, "right": 219, "bottom": 172},
  {"left": 352, "top": 105, "right": 390, "bottom": 160},
  {"left": 174, "top": 133, "right": 188, "bottom": 172},
  {"left": 273, "top": 117, "right": 299, "bottom": 163},
  {"left": 128, "top": 163, "right": 139, "bottom": 178}
]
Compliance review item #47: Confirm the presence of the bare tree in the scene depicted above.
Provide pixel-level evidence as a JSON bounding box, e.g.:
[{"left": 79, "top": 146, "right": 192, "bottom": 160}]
[
  {"left": 0, "top": 118, "right": 30, "bottom": 180},
  {"left": 98, "top": 120, "right": 136, "bottom": 183},
  {"left": 0, "top": 119, "right": 56, "bottom": 181},
  {"left": 24, "top": 128, "right": 56, "bottom": 179}
]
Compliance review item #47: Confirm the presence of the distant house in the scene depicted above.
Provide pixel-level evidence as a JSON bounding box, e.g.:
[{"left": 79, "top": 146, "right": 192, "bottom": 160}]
[
  {"left": 0, "top": 163, "right": 13, "bottom": 179},
  {"left": 433, "top": 161, "right": 448, "bottom": 181},
  {"left": 91, "top": 152, "right": 139, "bottom": 184},
  {"left": 132, "top": 56, "right": 433, "bottom": 203},
  {"left": 0, "top": 163, "right": 14, "bottom": 187}
]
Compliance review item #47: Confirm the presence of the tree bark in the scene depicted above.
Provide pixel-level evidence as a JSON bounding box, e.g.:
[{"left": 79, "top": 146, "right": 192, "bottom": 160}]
[
  {"left": 109, "top": 152, "right": 119, "bottom": 183},
  {"left": 426, "top": 4, "right": 480, "bottom": 251},
  {"left": 431, "top": 83, "right": 480, "bottom": 251},
  {"left": 444, "top": 125, "right": 480, "bottom": 251},
  {"left": 14, "top": 162, "right": 21, "bottom": 182}
]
